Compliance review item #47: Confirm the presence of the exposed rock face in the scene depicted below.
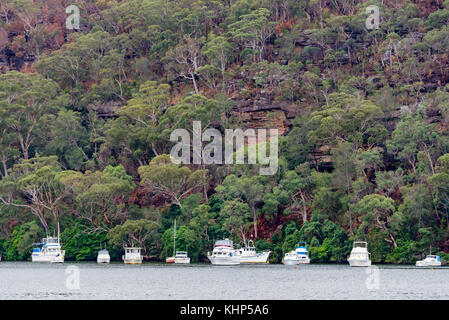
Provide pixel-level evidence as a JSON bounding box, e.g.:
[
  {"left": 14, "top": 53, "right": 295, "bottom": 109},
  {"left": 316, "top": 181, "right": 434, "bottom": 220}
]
[{"left": 230, "top": 88, "right": 297, "bottom": 135}]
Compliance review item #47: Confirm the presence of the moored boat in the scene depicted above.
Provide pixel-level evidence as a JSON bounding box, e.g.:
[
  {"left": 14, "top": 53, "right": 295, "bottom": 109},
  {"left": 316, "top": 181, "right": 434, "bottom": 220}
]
[
  {"left": 348, "top": 241, "right": 371, "bottom": 267},
  {"left": 32, "top": 224, "right": 65, "bottom": 263},
  {"left": 237, "top": 240, "right": 271, "bottom": 264},
  {"left": 207, "top": 239, "right": 240, "bottom": 266},
  {"left": 282, "top": 251, "right": 300, "bottom": 265},
  {"left": 295, "top": 243, "right": 310, "bottom": 264},
  {"left": 174, "top": 251, "right": 191, "bottom": 264},
  {"left": 416, "top": 255, "right": 441, "bottom": 267},
  {"left": 166, "top": 218, "right": 191, "bottom": 264},
  {"left": 122, "top": 247, "right": 143, "bottom": 264},
  {"left": 282, "top": 243, "right": 310, "bottom": 265},
  {"left": 97, "top": 249, "right": 111, "bottom": 264},
  {"left": 165, "top": 256, "right": 175, "bottom": 263}
]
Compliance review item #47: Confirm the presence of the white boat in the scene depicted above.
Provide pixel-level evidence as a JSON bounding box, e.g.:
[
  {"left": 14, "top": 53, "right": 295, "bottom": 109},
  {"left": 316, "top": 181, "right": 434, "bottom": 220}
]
[
  {"left": 283, "top": 251, "right": 300, "bottom": 265},
  {"left": 174, "top": 251, "right": 191, "bottom": 264},
  {"left": 122, "top": 247, "right": 143, "bottom": 264},
  {"left": 416, "top": 255, "right": 441, "bottom": 267},
  {"left": 207, "top": 239, "right": 240, "bottom": 266},
  {"left": 32, "top": 224, "right": 65, "bottom": 263},
  {"left": 283, "top": 243, "right": 310, "bottom": 265},
  {"left": 295, "top": 243, "right": 310, "bottom": 264},
  {"left": 348, "top": 241, "right": 371, "bottom": 267},
  {"left": 237, "top": 240, "right": 271, "bottom": 264},
  {"left": 166, "top": 218, "right": 191, "bottom": 264},
  {"left": 97, "top": 249, "right": 111, "bottom": 264}
]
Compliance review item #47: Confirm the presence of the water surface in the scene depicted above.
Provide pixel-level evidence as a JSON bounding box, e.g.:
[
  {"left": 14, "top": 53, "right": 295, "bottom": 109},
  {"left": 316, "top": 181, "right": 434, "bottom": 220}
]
[{"left": 1, "top": 262, "right": 448, "bottom": 299}]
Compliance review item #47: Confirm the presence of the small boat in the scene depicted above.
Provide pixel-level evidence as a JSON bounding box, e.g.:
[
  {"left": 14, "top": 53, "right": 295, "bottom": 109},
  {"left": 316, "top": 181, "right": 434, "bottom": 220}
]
[
  {"left": 416, "top": 255, "right": 441, "bottom": 267},
  {"left": 174, "top": 251, "right": 191, "bottom": 264},
  {"left": 165, "top": 256, "right": 175, "bottom": 263},
  {"left": 122, "top": 247, "right": 143, "bottom": 264},
  {"left": 97, "top": 248, "right": 110, "bottom": 264},
  {"left": 283, "top": 251, "right": 300, "bottom": 265},
  {"left": 207, "top": 239, "right": 240, "bottom": 266},
  {"left": 295, "top": 243, "right": 310, "bottom": 264},
  {"left": 348, "top": 241, "right": 371, "bottom": 267},
  {"left": 32, "top": 224, "right": 65, "bottom": 263},
  {"left": 237, "top": 240, "right": 271, "bottom": 264},
  {"left": 166, "top": 218, "right": 191, "bottom": 264},
  {"left": 282, "top": 243, "right": 310, "bottom": 265}
]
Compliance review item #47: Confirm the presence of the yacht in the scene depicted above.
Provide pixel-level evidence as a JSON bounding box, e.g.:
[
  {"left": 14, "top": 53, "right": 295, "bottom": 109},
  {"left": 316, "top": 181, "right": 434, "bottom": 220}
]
[
  {"left": 416, "top": 255, "right": 441, "bottom": 267},
  {"left": 295, "top": 243, "right": 310, "bottom": 264},
  {"left": 348, "top": 241, "right": 371, "bottom": 267},
  {"left": 32, "top": 236, "right": 65, "bottom": 263},
  {"left": 166, "top": 218, "right": 191, "bottom": 264},
  {"left": 283, "top": 250, "right": 300, "bottom": 265},
  {"left": 207, "top": 239, "right": 240, "bottom": 266},
  {"left": 122, "top": 247, "right": 143, "bottom": 264},
  {"left": 32, "top": 224, "right": 65, "bottom": 263},
  {"left": 174, "top": 251, "right": 191, "bottom": 264},
  {"left": 283, "top": 243, "right": 311, "bottom": 265},
  {"left": 97, "top": 249, "right": 111, "bottom": 264},
  {"left": 237, "top": 240, "right": 271, "bottom": 264}
]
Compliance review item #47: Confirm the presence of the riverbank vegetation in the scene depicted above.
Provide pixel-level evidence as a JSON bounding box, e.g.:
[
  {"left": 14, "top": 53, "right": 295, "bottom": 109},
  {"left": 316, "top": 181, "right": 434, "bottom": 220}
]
[{"left": 1, "top": 0, "right": 449, "bottom": 264}]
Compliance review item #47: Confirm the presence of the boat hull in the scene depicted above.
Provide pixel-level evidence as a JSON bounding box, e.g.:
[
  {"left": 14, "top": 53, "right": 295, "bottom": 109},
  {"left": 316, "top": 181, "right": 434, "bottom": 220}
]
[
  {"left": 283, "top": 258, "right": 300, "bottom": 265},
  {"left": 32, "top": 255, "right": 64, "bottom": 263},
  {"left": 166, "top": 257, "right": 175, "bottom": 263},
  {"left": 348, "top": 259, "right": 371, "bottom": 267},
  {"left": 240, "top": 251, "right": 271, "bottom": 264},
  {"left": 416, "top": 261, "right": 441, "bottom": 267},
  {"left": 123, "top": 259, "right": 142, "bottom": 264},
  {"left": 97, "top": 256, "right": 110, "bottom": 264},
  {"left": 207, "top": 255, "right": 240, "bottom": 266},
  {"left": 298, "top": 258, "right": 310, "bottom": 264},
  {"left": 174, "top": 257, "right": 191, "bottom": 264}
]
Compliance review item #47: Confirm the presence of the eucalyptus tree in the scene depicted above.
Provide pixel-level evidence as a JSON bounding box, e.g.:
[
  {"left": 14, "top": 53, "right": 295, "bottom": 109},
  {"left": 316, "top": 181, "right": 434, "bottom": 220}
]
[{"left": 0, "top": 71, "right": 66, "bottom": 160}]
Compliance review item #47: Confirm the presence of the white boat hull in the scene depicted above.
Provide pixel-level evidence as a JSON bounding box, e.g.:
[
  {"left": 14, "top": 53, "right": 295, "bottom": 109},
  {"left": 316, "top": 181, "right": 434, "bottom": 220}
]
[
  {"left": 283, "top": 258, "right": 300, "bottom": 265},
  {"left": 174, "top": 257, "right": 191, "bottom": 264},
  {"left": 97, "top": 256, "right": 110, "bottom": 264},
  {"left": 416, "top": 261, "right": 441, "bottom": 267},
  {"left": 240, "top": 251, "right": 271, "bottom": 264},
  {"left": 298, "top": 258, "right": 310, "bottom": 264},
  {"left": 207, "top": 255, "right": 240, "bottom": 266},
  {"left": 32, "top": 254, "right": 64, "bottom": 263},
  {"left": 348, "top": 258, "right": 371, "bottom": 267}
]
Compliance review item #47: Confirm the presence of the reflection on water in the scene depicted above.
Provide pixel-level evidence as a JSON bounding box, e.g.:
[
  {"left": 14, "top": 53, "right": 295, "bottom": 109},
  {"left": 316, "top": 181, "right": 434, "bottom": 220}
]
[{"left": 0, "top": 262, "right": 448, "bottom": 300}]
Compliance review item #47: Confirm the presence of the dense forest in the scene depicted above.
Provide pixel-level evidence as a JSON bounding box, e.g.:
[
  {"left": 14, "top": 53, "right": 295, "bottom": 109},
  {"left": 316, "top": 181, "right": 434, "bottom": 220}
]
[{"left": 1, "top": 0, "right": 449, "bottom": 263}]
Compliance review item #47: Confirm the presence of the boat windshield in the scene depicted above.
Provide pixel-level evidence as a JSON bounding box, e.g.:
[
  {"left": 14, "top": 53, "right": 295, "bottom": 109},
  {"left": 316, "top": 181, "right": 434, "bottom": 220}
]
[
  {"left": 99, "top": 250, "right": 109, "bottom": 254},
  {"left": 44, "top": 237, "right": 59, "bottom": 244},
  {"left": 215, "top": 239, "right": 233, "bottom": 247},
  {"left": 353, "top": 242, "right": 367, "bottom": 248}
]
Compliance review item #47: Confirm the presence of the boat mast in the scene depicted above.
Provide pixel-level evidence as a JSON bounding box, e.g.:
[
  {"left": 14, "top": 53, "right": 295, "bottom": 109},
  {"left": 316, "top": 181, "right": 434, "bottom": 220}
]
[{"left": 173, "top": 218, "right": 176, "bottom": 256}]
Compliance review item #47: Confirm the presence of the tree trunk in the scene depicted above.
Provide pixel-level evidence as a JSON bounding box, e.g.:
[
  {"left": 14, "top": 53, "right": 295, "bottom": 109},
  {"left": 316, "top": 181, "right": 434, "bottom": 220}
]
[{"left": 251, "top": 205, "right": 258, "bottom": 239}]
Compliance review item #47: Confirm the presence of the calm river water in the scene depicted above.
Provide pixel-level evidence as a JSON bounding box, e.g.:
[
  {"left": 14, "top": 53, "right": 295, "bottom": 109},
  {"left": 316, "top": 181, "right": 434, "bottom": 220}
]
[{"left": 0, "top": 262, "right": 448, "bottom": 299}]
